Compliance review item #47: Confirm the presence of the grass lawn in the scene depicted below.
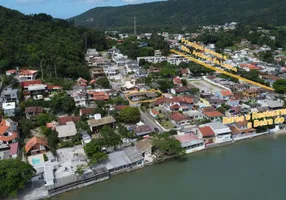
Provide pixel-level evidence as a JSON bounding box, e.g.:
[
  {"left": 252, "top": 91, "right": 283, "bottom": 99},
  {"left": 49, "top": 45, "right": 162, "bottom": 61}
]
[{"left": 161, "top": 120, "right": 175, "bottom": 129}]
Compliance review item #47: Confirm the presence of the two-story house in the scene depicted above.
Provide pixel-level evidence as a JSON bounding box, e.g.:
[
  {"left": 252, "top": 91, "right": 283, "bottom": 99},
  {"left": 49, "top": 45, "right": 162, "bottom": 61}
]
[{"left": 1, "top": 87, "right": 18, "bottom": 103}]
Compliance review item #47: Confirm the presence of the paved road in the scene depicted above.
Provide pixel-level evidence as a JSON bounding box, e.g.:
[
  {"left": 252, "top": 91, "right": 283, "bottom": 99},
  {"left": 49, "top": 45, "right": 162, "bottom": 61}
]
[{"left": 140, "top": 109, "right": 163, "bottom": 133}]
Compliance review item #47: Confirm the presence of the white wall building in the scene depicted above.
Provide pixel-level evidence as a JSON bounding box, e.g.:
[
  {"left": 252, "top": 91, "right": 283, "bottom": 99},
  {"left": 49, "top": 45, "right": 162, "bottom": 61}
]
[{"left": 174, "top": 134, "right": 205, "bottom": 154}]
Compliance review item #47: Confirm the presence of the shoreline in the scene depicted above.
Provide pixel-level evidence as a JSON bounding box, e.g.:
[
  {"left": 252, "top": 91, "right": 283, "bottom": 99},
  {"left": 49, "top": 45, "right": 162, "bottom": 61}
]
[{"left": 19, "top": 130, "right": 282, "bottom": 200}]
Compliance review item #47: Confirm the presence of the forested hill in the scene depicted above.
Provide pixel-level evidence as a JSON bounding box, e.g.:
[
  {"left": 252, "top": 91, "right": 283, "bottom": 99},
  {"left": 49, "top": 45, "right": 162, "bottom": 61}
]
[
  {"left": 71, "top": 0, "right": 286, "bottom": 32},
  {"left": 0, "top": 6, "right": 108, "bottom": 79}
]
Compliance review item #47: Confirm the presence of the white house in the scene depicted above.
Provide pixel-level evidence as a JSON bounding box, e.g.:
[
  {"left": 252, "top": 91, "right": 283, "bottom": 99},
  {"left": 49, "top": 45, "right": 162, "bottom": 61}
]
[
  {"left": 174, "top": 134, "right": 205, "bottom": 154},
  {"left": 18, "top": 70, "right": 38, "bottom": 81},
  {"left": 137, "top": 56, "right": 167, "bottom": 64},
  {"left": 167, "top": 54, "right": 189, "bottom": 65},
  {"left": 170, "top": 112, "right": 191, "bottom": 127},
  {"left": 202, "top": 122, "right": 232, "bottom": 144},
  {"left": 2, "top": 102, "right": 16, "bottom": 117}
]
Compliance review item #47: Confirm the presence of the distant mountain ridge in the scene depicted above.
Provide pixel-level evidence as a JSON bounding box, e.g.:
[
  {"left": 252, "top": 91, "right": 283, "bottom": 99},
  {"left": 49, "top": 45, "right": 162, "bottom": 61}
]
[{"left": 70, "top": 0, "right": 286, "bottom": 33}]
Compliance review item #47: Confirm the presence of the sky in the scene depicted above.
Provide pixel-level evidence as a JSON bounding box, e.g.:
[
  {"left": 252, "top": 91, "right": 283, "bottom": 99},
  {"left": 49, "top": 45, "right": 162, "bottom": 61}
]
[{"left": 0, "top": 0, "right": 161, "bottom": 19}]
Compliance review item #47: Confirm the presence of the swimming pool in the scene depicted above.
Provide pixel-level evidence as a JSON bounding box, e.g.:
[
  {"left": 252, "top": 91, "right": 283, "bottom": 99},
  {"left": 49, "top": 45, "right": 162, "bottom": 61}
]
[{"left": 32, "top": 157, "right": 41, "bottom": 165}]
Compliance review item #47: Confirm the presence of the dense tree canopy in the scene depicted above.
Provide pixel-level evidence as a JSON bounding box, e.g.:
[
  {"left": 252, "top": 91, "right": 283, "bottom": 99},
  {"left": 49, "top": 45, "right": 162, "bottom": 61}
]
[
  {"left": 152, "top": 133, "right": 185, "bottom": 157},
  {"left": 117, "top": 107, "right": 141, "bottom": 124},
  {"left": 0, "top": 159, "right": 35, "bottom": 197},
  {"left": 83, "top": 139, "right": 108, "bottom": 165},
  {"left": 273, "top": 79, "right": 286, "bottom": 94},
  {"left": 71, "top": 0, "right": 286, "bottom": 33},
  {"left": 100, "top": 126, "right": 122, "bottom": 148},
  {"left": 0, "top": 6, "right": 108, "bottom": 79}
]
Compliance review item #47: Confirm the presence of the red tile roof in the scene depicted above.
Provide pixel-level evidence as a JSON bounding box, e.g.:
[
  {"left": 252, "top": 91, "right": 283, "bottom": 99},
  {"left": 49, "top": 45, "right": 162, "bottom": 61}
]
[
  {"left": 25, "top": 106, "right": 44, "bottom": 114},
  {"left": 220, "top": 90, "right": 233, "bottom": 97},
  {"left": 203, "top": 110, "right": 224, "bottom": 118},
  {"left": 170, "top": 112, "right": 188, "bottom": 122},
  {"left": 170, "top": 104, "right": 180, "bottom": 110},
  {"left": 183, "top": 96, "right": 194, "bottom": 104},
  {"left": 47, "top": 85, "right": 62, "bottom": 90},
  {"left": 153, "top": 97, "right": 167, "bottom": 105},
  {"left": 25, "top": 136, "right": 49, "bottom": 153},
  {"left": 19, "top": 69, "right": 38, "bottom": 75},
  {"left": 22, "top": 80, "right": 42, "bottom": 88},
  {"left": 80, "top": 108, "right": 96, "bottom": 115},
  {"left": 199, "top": 126, "right": 215, "bottom": 137},
  {"left": 115, "top": 105, "right": 129, "bottom": 111},
  {"left": 0, "top": 119, "right": 18, "bottom": 142},
  {"left": 151, "top": 109, "right": 159, "bottom": 115},
  {"left": 58, "top": 116, "right": 80, "bottom": 125}
]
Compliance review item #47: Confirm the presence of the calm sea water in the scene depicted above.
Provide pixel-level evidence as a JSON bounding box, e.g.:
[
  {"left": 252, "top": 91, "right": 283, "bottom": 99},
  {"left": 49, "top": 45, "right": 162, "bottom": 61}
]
[{"left": 54, "top": 135, "right": 286, "bottom": 200}]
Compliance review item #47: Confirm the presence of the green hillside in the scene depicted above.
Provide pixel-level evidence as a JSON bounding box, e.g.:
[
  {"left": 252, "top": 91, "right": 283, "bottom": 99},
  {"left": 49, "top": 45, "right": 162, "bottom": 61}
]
[
  {"left": 71, "top": 0, "right": 286, "bottom": 32},
  {"left": 0, "top": 6, "right": 108, "bottom": 79}
]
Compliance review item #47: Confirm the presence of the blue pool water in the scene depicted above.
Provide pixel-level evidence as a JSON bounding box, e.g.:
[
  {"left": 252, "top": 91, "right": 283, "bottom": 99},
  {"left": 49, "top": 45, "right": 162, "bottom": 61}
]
[{"left": 32, "top": 157, "right": 41, "bottom": 165}]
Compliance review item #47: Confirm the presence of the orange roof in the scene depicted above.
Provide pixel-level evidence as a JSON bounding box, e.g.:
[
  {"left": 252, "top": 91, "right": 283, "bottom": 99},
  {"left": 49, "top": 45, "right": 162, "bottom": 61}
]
[
  {"left": 151, "top": 109, "right": 159, "bottom": 115},
  {"left": 203, "top": 110, "right": 224, "bottom": 118},
  {"left": 90, "top": 79, "right": 97, "bottom": 84},
  {"left": 248, "top": 65, "right": 260, "bottom": 70},
  {"left": 183, "top": 96, "right": 194, "bottom": 104},
  {"left": 220, "top": 90, "right": 233, "bottom": 96},
  {"left": 25, "top": 136, "right": 49, "bottom": 153},
  {"left": 170, "top": 112, "right": 188, "bottom": 122},
  {"left": 0, "top": 119, "right": 9, "bottom": 135},
  {"left": 199, "top": 126, "right": 215, "bottom": 137},
  {"left": 0, "top": 119, "right": 18, "bottom": 142},
  {"left": 19, "top": 69, "right": 38, "bottom": 75}
]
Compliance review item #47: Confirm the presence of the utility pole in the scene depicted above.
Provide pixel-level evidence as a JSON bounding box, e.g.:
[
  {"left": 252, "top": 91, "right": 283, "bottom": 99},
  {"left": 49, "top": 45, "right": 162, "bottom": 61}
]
[{"left": 134, "top": 17, "right": 137, "bottom": 36}]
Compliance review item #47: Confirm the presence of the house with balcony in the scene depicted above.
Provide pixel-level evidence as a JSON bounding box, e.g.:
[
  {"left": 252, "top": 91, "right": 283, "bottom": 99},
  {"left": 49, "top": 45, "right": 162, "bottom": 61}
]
[
  {"left": 203, "top": 122, "right": 232, "bottom": 144},
  {"left": 0, "top": 87, "right": 18, "bottom": 103},
  {"left": 137, "top": 56, "right": 167, "bottom": 64},
  {"left": 70, "top": 91, "right": 88, "bottom": 107},
  {"left": 2, "top": 102, "right": 16, "bottom": 117},
  {"left": 230, "top": 120, "right": 256, "bottom": 141},
  {"left": 196, "top": 126, "right": 216, "bottom": 144},
  {"left": 91, "top": 67, "right": 105, "bottom": 79},
  {"left": 167, "top": 54, "right": 189, "bottom": 65},
  {"left": 125, "top": 61, "right": 140, "bottom": 74},
  {"left": 0, "top": 118, "right": 18, "bottom": 146},
  {"left": 25, "top": 106, "right": 44, "bottom": 119},
  {"left": 215, "top": 90, "right": 233, "bottom": 101},
  {"left": 18, "top": 69, "right": 38, "bottom": 81},
  {"left": 25, "top": 136, "right": 49, "bottom": 156},
  {"left": 174, "top": 134, "right": 205, "bottom": 154},
  {"left": 243, "top": 88, "right": 258, "bottom": 99},
  {"left": 202, "top": 107, "right": 224, "bottom": 122},
  {"left": 170, "top": 112, "right": 191, "bottom": 127}
]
